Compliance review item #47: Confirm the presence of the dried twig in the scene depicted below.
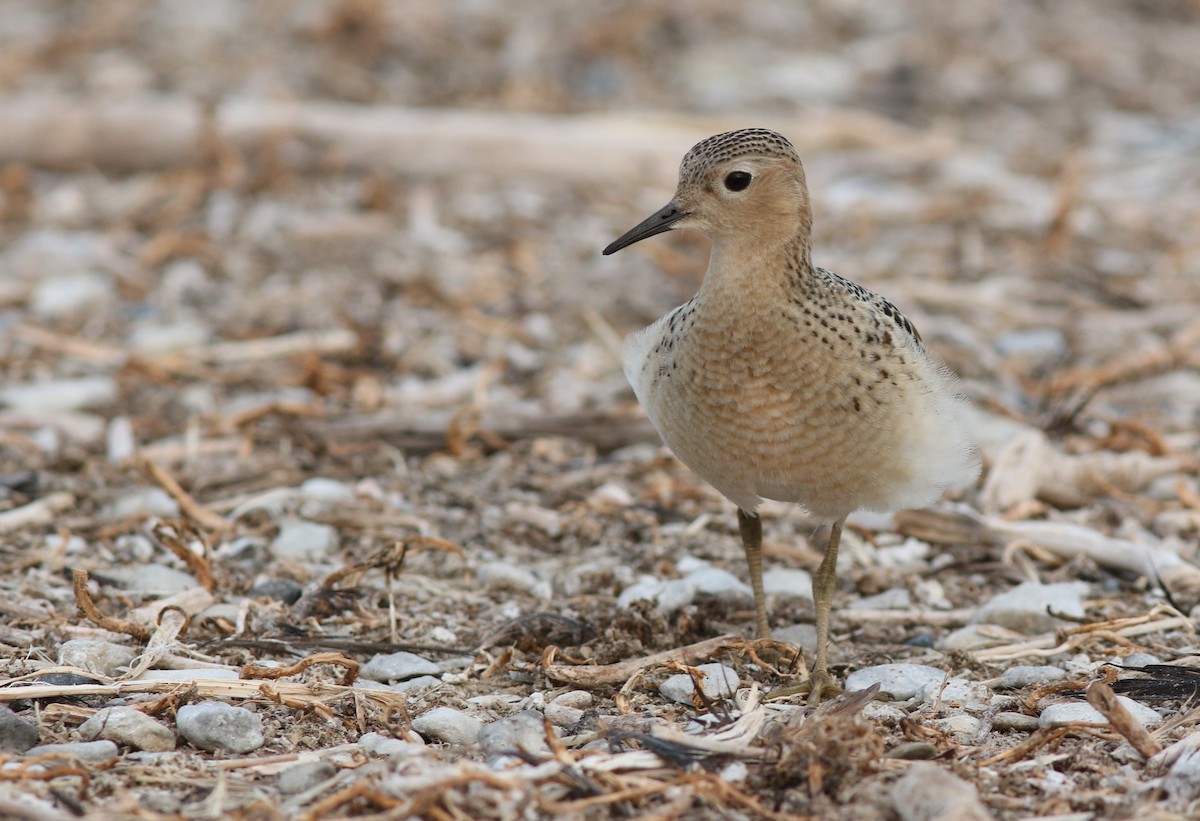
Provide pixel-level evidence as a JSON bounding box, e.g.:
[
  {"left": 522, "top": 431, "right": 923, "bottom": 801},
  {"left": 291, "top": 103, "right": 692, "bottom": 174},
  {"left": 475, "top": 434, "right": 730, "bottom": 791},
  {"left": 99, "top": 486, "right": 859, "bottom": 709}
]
[
  {"left": 241, "top": 652, "right": 360, "bottom": 686},
  {"left": 544, "top": 635, "right": 741, "bottom": 687},
  {"left": 71, "top": 568, "right": 152, "bottom": 642},
  {"left": 142, "top": 459, "right": 232, "bottom": 532},
  {"left": 152, "top": 521, "right": 217, "bottom": 592},
  {"left": 1085, "top": 680, "right": 1162, "bottom": 759},
  {"left": 0, "top": 492, "right": 75, "bottom": 534}
]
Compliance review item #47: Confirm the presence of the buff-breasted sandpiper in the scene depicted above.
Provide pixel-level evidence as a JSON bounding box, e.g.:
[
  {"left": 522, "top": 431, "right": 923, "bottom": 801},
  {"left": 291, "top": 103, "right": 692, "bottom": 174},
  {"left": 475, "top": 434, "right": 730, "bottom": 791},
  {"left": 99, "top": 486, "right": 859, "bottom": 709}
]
[{"left": 604, "top": 128, "right": 980, "bottom": 701}]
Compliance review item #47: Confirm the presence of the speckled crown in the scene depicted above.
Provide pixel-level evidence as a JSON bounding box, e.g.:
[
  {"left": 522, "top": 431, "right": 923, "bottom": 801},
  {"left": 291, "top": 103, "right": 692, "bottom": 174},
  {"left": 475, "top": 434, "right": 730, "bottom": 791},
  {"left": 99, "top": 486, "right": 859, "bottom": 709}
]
[{"left": 679, "top": 128, "right": 799, "bottom": 183}]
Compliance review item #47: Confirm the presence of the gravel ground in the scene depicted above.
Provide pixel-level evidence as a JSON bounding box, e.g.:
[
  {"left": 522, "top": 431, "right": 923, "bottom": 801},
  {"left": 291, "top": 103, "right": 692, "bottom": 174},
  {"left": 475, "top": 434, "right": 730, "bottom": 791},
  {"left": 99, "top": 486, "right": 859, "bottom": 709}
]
[{"left": 2, "top": 2, "right": 1200, "bottom": 819}]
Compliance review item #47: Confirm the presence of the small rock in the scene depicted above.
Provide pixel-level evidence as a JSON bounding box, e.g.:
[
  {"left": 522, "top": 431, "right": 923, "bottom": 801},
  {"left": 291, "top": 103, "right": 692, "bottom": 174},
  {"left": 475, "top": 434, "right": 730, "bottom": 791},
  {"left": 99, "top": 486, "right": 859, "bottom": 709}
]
[
  {"left": 176, "top": 702, "right": 265, "bottom": 754},
  {"left": 37, "top": 673, "right": 100, "bottom": 686},
  {"left": 411, "top": 707, "right": 483, "bottom": 747},
  {"left": 999, "top": 665, "right": 1067, "bottom": 689},
  {"left": 1119, "top": 653, "right": 1161, "bottom": 669},
  {"left": 389, "top": 675, "right": 442, "bottom": 693},
  {"left": 545, "top": 703, "right": 584, "bottom": 728},
  {"left": 922, "top": 677, "right": 989, "bottom": 706},
  {"left": 551, "top": 691, "right": 593, "bottom": 710},
  {"left": 504, "top": 501, "right": 562, "bottom": 537},
  {"left": 248, "top": 576, "right": 304, "bottom": 604},
  {"left": 478, "top": 710, "right": 553, "bottom": 756},
  {"left": 1040, "top": 698, "right": 1162, "bottom": 728},
  {"left": 476, "top": 562, "right": 546, "bottom": 597},
  {"left": 855, "top": 587, "right": 912, "bottom": 610},
  {"left": 761, "top": 567, "right": 813, "bottom": 598},
  {"left": 107, "top": 563, "right": 196, "bottom": 596},
  {"left": 31, "top": 272, "right": 112, "bottom": 318},
  {"left": 58, "top": 639, "right": 137, "bottom": 678},
  {"left": 616, "top": 577, "right": 696, "bottom": 613},
  {"left": 106, "top": 416, "right": 136, "bottom": 462},
  {"left": 889, "top": 742, "right": 939, "bottom": 760},
  {"left": 992, "top": 712, "right": 1039, "bottom": 732},
  {"left": 890, "top": 762, "right": 994, "bottom": 821},
  {"left": 297, "top": 478, "right": 356, "bottom": 514},
  {"left": 270, "top": 519, "right": 338, "bottom": 562},
  {"left": 927, "top": 714, "right": 982, "bottom": 739},
  {"left": 685, "top": 565, "right": 752, "bottom": 598},
  {"left": 358, "top": 731, "right": 424, "bottom": 757},
  {"left": 79, "top": 707, "right": 175, "bottom": 752},
  {"left": 0, "top": 705, "right": 38, "bottom": 752},
  {"left": 107, "top": 488, "right": 180, "bottom": 520},
  {"left": 361, "top": 651, "right": 441, "bottom": 683},
  {"left": 659, "top": 663, "right": 740, "bottom": 704},
  {"left": 973, "top": 581, "right": 1087, "bottom": 634},
  {"left": 25, "top": 740, "right": 118, "bottom": 764},
  {"left": 862, "top": 702, "right": 908, "bottom": 723},
  {"left": 938, "top": 625, "right": 1008, "bottom": 652},
  {"left": 770, "top": 623, "right": 817, "bottom": 656},
  {"left": 845, "top": 664, "right": 946, "bottom": 701},
  {"left": 278, "top": 760, "right": 336, "bottom": 794}
]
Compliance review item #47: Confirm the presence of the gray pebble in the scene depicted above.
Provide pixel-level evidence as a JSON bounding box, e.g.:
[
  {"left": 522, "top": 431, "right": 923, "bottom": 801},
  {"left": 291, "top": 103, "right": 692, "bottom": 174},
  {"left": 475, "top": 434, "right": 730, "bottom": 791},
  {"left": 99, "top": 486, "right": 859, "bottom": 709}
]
[
  {"left": 270, "top": 518, "right": 338, "bottom": 562},
  {"left": 889, "top": 742, "right": 938, "bottom": 760},
  {"left": 0, "top": 704, "right": 38, "bottom": 752},
  {"left": 891, "top": 761, "right": 993, "bottom": 821},
  {"left": 0, "top": 375, "right": 117, "bottom": 412},
  {"left": 854, "top": 587, "right": 912, "bottom": 610},
  {"left": 616, "top": 577, "right": 697, "bottom": 613},
  {"left": 973, "top": 581, "right": 1086, "bottom": 634},
  {"left": 107, "top": 563, "right": 196, "bottom": 596},
  {"left": 761, "top": 568, "right": 813, "bottom": 598},
  {"left": 389, "top": 675, "right": 442, "bottom": 693},
  {"left": 999, "top": 665, "right": 1067, "bottom": 689},
  {"left": 108, "top": 488, "right": 181, "bottom": 520},
  {"left": 361, "top": 651, "right": 441, "bottom": 683},
  {"left": 1040, "top": 697, "right": 1162, "bottom": 728},
  {"left": 551, "top": 690, "right": 593, "bottom": 710},
  {"left": 478, "top": 709, "right": 553, "bottom": 756},
  {"left": 249, "top": 577, "right": 303, "bottom": 604},
  {"left": 25, "top": 740, "right": 119, "bottom": 764},
  {"left": 659, "top": 663, "right": 740, "bottom": 704},
  {"left": 31, "top": 272, "right": 112, "bottom": 318},
  {"left": 278, "top": 760, "right": 337, "bottom": 794},
  {"left": 922, "top": 677, "right": 989, "bottom": 706},
  {"left": 861, "top": 701, "right": 908, "bottom": 723},
  {"left": 1119, "top": 653, "right": 1161, "bottom": 669},
  {"left": 476, "top": 562, "right": 544, "bottom": 596},
  {"left": 411, "top": 707, "right": 483, "bottom": 747},
  {"left": 845, "top": 664, "right": 946, "bottom": 701},
  {"left": 684, "top": 566, "right": 752, "bottom": 598},
  {"left": 358, "top": 731, "right": 424, "bottom": 758},
  {"left": 79, "top": 707, "right": 175, "bottom": 752},
  {"left": 770, "top": 623, "right": 817, "bottom": 657},
  {"left": 992, "top": 712, "right": 1039, "bottom": 732},
  {"left": 938, "top": 625, "right": 1005, "bottom": 652},
  {"left": 58, "top": 639, "right": 138, "bottom": 678},
  {"left": 927, "top": 714, "right": 982, "bottom": 738},
  {"left": 544, "top": 702, "right": 584, "bottom": 728},
  {"left": 299, "top": 477, "right": 356, "bottom": 503},
  {"left": 176, "top": 702, "right": 265, "bottom": 754}
]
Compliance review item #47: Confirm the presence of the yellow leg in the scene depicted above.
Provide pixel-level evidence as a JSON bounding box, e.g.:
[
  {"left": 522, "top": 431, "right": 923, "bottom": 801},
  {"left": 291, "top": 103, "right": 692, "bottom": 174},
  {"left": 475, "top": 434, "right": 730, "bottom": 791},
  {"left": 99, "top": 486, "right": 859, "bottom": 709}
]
[
  {"left": 737, "top": 509, "right": 770, "bottom": 639},
  {"left": 808, "top": 515, "right": 846, "bottom": 704}
]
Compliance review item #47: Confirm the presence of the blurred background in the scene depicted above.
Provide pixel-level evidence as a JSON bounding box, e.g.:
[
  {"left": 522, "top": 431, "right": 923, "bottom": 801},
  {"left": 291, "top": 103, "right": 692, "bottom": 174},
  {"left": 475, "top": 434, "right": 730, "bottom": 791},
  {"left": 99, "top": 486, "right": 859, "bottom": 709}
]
[
  {"left": 1, "top": 0, "right": 1198, "bottom": 452},
  {"left": 1, "top": 3, "right": 1200, "bottom": 815}
]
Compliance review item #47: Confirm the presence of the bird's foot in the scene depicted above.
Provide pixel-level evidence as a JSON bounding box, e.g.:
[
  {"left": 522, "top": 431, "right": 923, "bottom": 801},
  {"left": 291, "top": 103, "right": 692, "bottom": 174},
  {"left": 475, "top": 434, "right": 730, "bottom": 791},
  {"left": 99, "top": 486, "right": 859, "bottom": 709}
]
[
  {"left": 764, "top": 669, "right": 843, "bottom": 705},
  {"left": 731, "top": 638, "right": 807, "bottom": 677}
]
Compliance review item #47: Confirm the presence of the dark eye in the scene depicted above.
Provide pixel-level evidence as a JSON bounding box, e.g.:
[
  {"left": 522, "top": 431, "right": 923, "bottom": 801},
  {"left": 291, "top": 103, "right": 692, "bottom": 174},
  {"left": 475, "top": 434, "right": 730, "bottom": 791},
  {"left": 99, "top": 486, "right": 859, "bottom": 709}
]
[{"left": 724, "top": 171, "right": 752, "bottom": 192}]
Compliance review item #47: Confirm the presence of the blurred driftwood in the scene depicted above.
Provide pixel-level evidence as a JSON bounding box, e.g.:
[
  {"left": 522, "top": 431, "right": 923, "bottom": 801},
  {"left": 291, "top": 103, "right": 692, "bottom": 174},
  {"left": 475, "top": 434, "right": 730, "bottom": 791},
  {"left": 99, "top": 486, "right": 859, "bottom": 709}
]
[
  {"left": 301, "top": 408, "right": 658, "bottom": 454},
  {"left": 0, "top": 95, "right": 956, "bottom": 181}
]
